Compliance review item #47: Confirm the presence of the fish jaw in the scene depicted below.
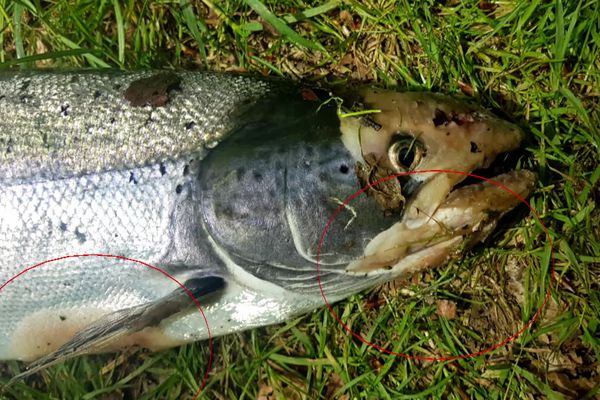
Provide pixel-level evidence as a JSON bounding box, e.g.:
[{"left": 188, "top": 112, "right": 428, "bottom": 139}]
[{"left": 345, "top": 170, "right": 536, "bottom": 274}]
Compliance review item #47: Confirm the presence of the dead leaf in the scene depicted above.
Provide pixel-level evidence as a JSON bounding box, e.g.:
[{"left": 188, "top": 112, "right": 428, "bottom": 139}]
[
  {"left": 436, "top": 299, "right": 457, "bottom": 320},
  {"left": 325, "top": 372, "right": 344, "bottom": 398},
  {"left": 457, "top": 80, "right": 475, "bottom": 97},
  {"left": 257, "top": 383, "right": 274, "bottom": 400},
  {"left": 548, "top": 372, "right": 599, "bottom": 397}
]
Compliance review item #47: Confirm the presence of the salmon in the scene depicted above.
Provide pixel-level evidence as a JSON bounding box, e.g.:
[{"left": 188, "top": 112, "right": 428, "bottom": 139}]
[{"left": 0, "top": 71, "right": 535, "bottom": 383}]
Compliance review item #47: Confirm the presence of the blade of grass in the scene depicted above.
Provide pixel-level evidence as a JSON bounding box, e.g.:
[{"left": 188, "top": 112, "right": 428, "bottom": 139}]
[
  {"left": 181, "top": 0, "right": 207, "bottom": 65},
  {"left": 0, "top": 48, "right": 101, "bottom": 67},
  {"left": 282, "top": 0, "right": 340, "bottom": 23},
  {"left": 111, "top": 0, "right": 125, "bottom": 66},
  {"left": 244, "top": 0, "right": 323, "bottom": 51},
  {"left": 12, "top": 2, "right": 25, "bottom": 60}
]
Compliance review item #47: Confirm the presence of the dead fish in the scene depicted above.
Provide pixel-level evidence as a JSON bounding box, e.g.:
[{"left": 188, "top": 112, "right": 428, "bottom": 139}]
[{"left": 0, "top": 71, "right": 535, "bottom": 383}]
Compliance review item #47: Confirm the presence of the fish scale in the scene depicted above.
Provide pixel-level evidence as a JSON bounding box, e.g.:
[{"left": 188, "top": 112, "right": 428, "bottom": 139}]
[
  {"left": 0, "top": 157, "right": 194, "bottom": 358},
  {"left": 0, "top": 71, "right": 273, "bottom": 182}
]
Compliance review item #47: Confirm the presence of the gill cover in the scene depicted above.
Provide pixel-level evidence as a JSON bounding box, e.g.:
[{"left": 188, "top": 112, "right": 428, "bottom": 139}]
[{"left": 199, "top": 92, "right": 397, "bottom": 295}]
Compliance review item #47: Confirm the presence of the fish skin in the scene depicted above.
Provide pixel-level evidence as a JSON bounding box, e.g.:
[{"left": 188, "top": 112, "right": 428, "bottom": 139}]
[
  {"left": 0, "top": 71, "right": 385, "bottom": 363},
  {"left": 0, "top": 71, "right": 535, "bottom": 370},
  {"left": 0, "top": 71, "right": 276, "bottom": 182}
]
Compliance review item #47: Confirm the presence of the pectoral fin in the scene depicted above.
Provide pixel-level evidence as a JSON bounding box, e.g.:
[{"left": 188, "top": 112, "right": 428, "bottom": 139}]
[{"left": 5, "top": 275, "right": 224, "bottom": 387}]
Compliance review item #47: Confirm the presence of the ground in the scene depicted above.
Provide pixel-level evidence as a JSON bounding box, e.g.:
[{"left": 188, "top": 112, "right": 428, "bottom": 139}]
[{"left": 0, "top": 0, "right": 598, "bottom": 399}]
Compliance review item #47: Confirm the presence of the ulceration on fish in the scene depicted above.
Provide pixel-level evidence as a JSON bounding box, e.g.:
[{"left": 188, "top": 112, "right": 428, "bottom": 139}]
[
  {"left": 355, "top": 153, "right": 405, "bottom": 215},
  {"left": 124, "top": 72, "right": 182, "bottom": 107}
]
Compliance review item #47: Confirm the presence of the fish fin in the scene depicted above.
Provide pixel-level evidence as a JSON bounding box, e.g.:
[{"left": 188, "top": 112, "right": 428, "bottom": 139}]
[{"left": 4, "top": 275, "right": 224, "bottom": 387}]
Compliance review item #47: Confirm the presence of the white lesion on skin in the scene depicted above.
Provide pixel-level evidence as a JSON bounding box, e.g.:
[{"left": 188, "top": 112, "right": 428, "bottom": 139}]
[{"left": 8, "top": 307, "right": 184, "bottom": 362}]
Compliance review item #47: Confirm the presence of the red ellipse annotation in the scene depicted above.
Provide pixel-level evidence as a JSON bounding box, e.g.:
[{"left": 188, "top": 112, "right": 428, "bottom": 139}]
[
  {"left": 0, "top": 254, "right": 212, "bottom": 399},
  {"left": 316, "top": 169, "right": 554, "bottom": 361}
]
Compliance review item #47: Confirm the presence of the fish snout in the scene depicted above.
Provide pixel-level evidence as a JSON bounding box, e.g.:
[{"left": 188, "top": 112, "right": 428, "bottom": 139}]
[
  {"left": 340, "top": 88, "right": 526, "bottom": 220},
  {"left": 337, "top": 88, "right": 535, "bottom": 276}
]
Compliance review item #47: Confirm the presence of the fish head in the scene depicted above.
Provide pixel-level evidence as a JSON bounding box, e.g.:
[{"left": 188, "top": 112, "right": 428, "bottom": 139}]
[
  {"left": 200, "top": 87, "right": 535, "bottom": 289},
  {"left": 337, "top": 88, "right": 536, "bottom": 275}
]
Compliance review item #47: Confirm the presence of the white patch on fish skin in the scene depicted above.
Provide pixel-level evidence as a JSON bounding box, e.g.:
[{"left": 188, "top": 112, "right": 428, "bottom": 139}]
[{"left": 8, "top": 307, "right": 184, "bottom": 362}]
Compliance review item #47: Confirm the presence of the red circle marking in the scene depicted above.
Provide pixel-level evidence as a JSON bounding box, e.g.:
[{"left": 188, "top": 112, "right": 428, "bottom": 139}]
[
  {"left": 316, "top": 169, "right": 554, "bottom": 361},
  {"left": 0, "top": 254, "right": 212, "bottom": 398}
]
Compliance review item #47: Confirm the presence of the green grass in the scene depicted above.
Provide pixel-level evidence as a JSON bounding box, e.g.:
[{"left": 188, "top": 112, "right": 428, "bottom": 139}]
[{"left": 0, "top": 0, "right": 599, "bottom": 399}]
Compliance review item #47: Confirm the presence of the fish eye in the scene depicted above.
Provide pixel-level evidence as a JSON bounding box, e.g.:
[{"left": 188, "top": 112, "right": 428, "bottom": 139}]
[{"left": 388, "top": 135, "right": 424, "bottom": 172}]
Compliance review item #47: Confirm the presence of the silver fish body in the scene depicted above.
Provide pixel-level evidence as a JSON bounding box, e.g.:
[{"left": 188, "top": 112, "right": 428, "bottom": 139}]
[{"left": 0, "top": 71, "right": 535, "bottom": 372}]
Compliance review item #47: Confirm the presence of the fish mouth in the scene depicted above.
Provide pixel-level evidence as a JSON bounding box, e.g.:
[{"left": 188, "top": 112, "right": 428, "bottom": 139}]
[{"left": 337, "top": 88, "right": 536, "bottom": 275}]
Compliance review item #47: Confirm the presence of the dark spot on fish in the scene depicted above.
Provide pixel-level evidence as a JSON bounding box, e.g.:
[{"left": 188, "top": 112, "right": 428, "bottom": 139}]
[
  {"left": 74, "top": 228, "right": 86, "bottom": 244},
  {"left": 114, "top": 233, "right": 119, "bottom": 238},
  {"left": 5, "top": 138, "right": 13, "bottom": 153},
  {"left": 185, "top": 121, "right": 196, "bottom": 130},
  {"left": 360, "top": 116, "right": 382, "bottom": 131},
  {"left": 60, "top": 222, "right": 68, "bottom": 231},
  {"left": 60, "top": 104, "right": 70, "bottom": 117},
  {"left": 446, "top": 131, "right": 451, "bottom": 136},
  {"left": 253, "top": 171, "right": 263, "bottom": 182},
  {"left": 20, "top": 79, "right": 31, "bottom": 91},
  {"left": 175, "top": 184, "right": 183, "bottom": 194},
  {"left": 59, "top": 315, "right": 67, "bottom": 321},
  {"left": 227, "top": 318, "right": 231, "bottom": 322},
  {"left": 114, "top": 84, "right": 122, "bottom": 90},
  {"left": 93, "top": 90, "right": 102, "bottom": 99},
  {"left": 433, "top": 108, "right": 448, "bottom": 127},
  {"left": 339, "top": 164, "right": 349, "bottom": 174},
  {"left": 182, "top": 164, "right": 190, "bottom": 176},
  {"left": 470, "top": 142, "right": 481, "bottom": 153},
  {"left": 235, "top": 167, "right": 245, "bottom": 180},
  {"left": 0, "top": 95, "right": 5, "bottom": 101},
  {"left": 300, "top": 88, "right": 319, "bottom": 102},
  {"left": 434, "top": 108, "right": 477, "bottom": 127},
  {"left": 129, "top": 172, "right": 138, "bottom": 185},
  {"left": 159, "top": 162, "right": 167, "bottom": 176},
  {"left": 20, "top": 94, "right": 33, "bottom": 104},
  {"left": 110, "top": 117, "right": 116, "bottom": 124},
  {"left": 47, "top": 342, "right": 51, "bottom": 347},
  {"left": 124, "top": 72, "right": 182, "bottom": 107}
]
